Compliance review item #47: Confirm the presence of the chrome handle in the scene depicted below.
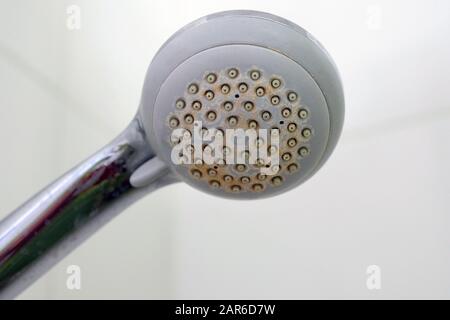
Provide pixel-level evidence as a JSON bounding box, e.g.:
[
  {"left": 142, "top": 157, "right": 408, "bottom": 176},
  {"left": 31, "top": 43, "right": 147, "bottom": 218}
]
[{"left": 0, "top": 118, "right": 171, "bottom": 298}]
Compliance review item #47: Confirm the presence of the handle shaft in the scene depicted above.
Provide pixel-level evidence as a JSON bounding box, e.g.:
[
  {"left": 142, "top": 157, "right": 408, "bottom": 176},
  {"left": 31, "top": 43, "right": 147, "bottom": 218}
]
[{"left": 0, "top": 118, "right": 168, "bottom": 298}]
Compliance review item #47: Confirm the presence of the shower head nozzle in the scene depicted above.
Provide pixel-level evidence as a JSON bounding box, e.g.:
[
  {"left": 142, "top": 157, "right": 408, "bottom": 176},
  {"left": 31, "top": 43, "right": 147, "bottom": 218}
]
[{"left": 138, "top": 10, "right": 344, "bottom": 199}]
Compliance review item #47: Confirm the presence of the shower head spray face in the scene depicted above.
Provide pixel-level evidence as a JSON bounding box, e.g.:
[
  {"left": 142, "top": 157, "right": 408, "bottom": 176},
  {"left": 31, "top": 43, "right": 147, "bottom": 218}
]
[
  {"left": 139, "top": 10, "right": 344, "bottom": 199},
  {"left": 0, "top": 10, "right": 344, "bottom": 296}
]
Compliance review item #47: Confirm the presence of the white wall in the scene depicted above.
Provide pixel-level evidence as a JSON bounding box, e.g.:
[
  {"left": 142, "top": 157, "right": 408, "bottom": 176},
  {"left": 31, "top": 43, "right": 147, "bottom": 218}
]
[{"left": 0, "top": 0, "right": 449, "bottom": 299}]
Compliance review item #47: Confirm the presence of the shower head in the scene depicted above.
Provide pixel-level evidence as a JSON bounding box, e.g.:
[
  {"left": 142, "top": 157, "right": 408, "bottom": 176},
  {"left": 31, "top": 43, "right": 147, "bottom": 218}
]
[
  {"left": 137, "top": 10, "right": 344, "bottom": 199},
  {"left": 0, "top": 10, "right": 344, "bottom": 297}
]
